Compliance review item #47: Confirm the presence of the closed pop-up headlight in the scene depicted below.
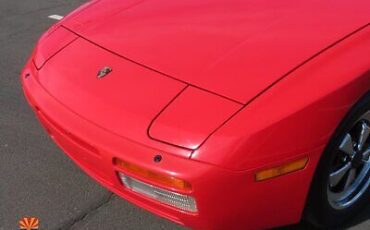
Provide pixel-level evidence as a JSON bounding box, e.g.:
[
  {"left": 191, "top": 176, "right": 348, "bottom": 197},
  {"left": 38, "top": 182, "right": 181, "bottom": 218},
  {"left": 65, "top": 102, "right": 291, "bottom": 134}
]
[
  {"left": 31, "top": 0, "right": 102, "bottom": 69},
  {"left": 33, "top": 26, "right": 78, "bottom": 69}
]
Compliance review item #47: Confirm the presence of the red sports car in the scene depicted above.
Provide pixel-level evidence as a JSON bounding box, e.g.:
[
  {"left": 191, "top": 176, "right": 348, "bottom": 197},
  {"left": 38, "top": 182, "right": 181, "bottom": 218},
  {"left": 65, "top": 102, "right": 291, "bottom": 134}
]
[{"left": 21, "top": 0, "right": 370, "bottom": 229}]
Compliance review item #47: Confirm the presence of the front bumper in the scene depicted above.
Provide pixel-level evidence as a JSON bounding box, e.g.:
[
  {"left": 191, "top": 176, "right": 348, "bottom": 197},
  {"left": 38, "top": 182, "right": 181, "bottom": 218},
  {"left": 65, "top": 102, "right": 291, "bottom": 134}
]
[{"left": 21, "top": 59, "right": 321, "bottom": 229}]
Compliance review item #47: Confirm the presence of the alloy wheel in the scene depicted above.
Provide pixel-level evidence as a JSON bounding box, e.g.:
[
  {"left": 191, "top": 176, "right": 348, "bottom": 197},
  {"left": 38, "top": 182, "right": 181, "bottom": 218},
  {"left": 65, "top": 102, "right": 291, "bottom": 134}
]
[{"left": 327, "top": 111, "right": 370, "bottom": 210}]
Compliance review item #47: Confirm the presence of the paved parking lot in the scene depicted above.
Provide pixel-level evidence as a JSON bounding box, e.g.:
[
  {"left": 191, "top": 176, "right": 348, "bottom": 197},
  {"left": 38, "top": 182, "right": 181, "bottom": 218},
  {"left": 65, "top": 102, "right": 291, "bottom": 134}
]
[{"left": 0, "top": 0, "right": 368, "bottom": 229}]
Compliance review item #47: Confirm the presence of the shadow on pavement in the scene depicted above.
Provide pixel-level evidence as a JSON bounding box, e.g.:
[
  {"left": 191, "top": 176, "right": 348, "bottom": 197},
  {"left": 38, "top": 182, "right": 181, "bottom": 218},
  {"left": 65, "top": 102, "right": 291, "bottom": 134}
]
[{"left": 277, "top": 203, "right": 370, "bottom": 229}]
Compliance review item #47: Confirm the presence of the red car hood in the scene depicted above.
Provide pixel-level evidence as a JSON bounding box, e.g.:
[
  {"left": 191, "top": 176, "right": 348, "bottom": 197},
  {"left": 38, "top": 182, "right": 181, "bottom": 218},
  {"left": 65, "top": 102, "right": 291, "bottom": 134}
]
[
  {"left": 35, "top": 30, "right": 242, "bottom": 153},
  {"left": 63, "top": 0, "right": 369, "bottom": 103}
]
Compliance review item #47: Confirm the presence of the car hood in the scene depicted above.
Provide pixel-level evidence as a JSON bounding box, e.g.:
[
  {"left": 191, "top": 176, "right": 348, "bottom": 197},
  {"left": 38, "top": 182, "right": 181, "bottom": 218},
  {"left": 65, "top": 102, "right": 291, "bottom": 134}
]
[
  {"left": 63, "top": 0, "right": 370, "bottom": 103},
  {"left": 35, "top": 30, "right": 242, "bottom": 154}
]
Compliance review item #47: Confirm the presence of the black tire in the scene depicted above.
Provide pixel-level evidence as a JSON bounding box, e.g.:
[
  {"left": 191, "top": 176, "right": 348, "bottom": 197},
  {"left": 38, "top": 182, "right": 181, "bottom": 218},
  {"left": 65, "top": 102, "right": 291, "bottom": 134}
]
[{"left": 305, "top": 92, "right": 370, "bottom": 228}]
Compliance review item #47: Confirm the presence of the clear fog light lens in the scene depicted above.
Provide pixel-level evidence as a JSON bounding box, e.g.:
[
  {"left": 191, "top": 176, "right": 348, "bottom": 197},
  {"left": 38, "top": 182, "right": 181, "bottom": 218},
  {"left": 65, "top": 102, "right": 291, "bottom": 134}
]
[{"left": 119, "top": 172, "right": 197, "bottom": 212}]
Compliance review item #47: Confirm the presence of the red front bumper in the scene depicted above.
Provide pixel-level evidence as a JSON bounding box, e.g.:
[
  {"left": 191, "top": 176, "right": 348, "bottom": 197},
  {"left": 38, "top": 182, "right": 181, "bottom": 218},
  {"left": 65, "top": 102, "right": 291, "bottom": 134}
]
[{"left": 21, "top": 60, "right": 322, "bottom": 229}]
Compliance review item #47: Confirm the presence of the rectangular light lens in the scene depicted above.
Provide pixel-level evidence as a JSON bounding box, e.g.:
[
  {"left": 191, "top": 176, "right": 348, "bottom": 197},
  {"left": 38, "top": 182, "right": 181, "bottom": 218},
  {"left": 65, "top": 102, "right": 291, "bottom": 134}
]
[
  {"left": 114, "top": 158, "right": 192, "bottom": 191},
  {"left": 255, "top": 157, "right": 309, "bottom": 181},
  {"left": 119, "top": 172, "right": 198, "bottom": 212}
]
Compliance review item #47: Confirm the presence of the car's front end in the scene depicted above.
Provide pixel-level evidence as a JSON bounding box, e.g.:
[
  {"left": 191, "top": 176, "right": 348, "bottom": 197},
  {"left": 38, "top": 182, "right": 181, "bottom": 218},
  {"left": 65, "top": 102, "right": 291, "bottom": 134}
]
[
  {"left": 21, "top": 29, "right": 323, "bottom": 229},
  {"left": 21, "top": 0, "right": 370, "bottom": 229}
]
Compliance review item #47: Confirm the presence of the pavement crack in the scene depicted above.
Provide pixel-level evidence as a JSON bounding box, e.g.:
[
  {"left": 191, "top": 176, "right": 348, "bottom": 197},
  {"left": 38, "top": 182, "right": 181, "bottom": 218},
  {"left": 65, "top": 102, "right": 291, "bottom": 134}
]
[{"left": 58, "top": 192, "right": 114, "bottom": 230}]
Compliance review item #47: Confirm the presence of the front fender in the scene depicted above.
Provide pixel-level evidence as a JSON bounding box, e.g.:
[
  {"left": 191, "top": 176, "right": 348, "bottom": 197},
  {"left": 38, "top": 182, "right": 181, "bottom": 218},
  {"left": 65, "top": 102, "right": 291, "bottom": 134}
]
[{"left": 192, "top": 25, "right": 370, "bottom": 172}]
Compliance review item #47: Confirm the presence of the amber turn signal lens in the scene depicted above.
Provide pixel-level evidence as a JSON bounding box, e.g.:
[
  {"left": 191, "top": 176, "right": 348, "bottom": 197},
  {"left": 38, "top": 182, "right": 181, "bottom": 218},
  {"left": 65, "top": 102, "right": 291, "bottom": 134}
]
[
  {"left": 114, "top": 158, "right": 192, "bottom": 191},
  {"left": 255, "top": 157, "right": 309, "bottom": 182}
]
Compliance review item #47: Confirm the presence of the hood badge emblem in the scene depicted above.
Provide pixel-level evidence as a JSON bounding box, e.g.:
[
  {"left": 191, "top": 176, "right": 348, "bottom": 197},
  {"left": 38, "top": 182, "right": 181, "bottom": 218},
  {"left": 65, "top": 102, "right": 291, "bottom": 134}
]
[{"left": 97, "top": 66, "right": 112, "bottom": 79}]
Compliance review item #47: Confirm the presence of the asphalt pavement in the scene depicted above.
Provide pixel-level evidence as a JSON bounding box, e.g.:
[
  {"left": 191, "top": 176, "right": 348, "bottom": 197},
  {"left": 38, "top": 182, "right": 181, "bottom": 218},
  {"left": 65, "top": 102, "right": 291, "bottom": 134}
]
[{"left": 0, "top": 0, "right": 369, "bottom": 229}]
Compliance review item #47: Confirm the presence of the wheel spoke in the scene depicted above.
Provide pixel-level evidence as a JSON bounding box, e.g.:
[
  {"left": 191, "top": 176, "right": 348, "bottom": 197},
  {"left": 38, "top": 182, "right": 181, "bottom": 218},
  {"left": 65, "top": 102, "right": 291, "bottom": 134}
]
[
  {"left": 339, "top": 134, "right": 355, "bottom": 157},
  {"left": 330, "top": 162, "right": 352, "bottom": 187},
  {"left": 344, "top": 168, "right": 356, "bottom": 190},
  {"left": 358, "top": 122, "right": 370, "bottom": 151},
  {"left": 363, "top": 148, "right": 370, "bottom": 162},
  {"left": 363, "top": 111, "right": 370, "bottom": 123}
]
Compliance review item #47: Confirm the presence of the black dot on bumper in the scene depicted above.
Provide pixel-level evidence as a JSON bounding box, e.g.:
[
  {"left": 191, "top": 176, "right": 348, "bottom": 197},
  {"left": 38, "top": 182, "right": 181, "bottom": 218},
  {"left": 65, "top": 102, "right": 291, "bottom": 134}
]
[{"left": 154, "top": 155, "right": 162, "bottom": 163}]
